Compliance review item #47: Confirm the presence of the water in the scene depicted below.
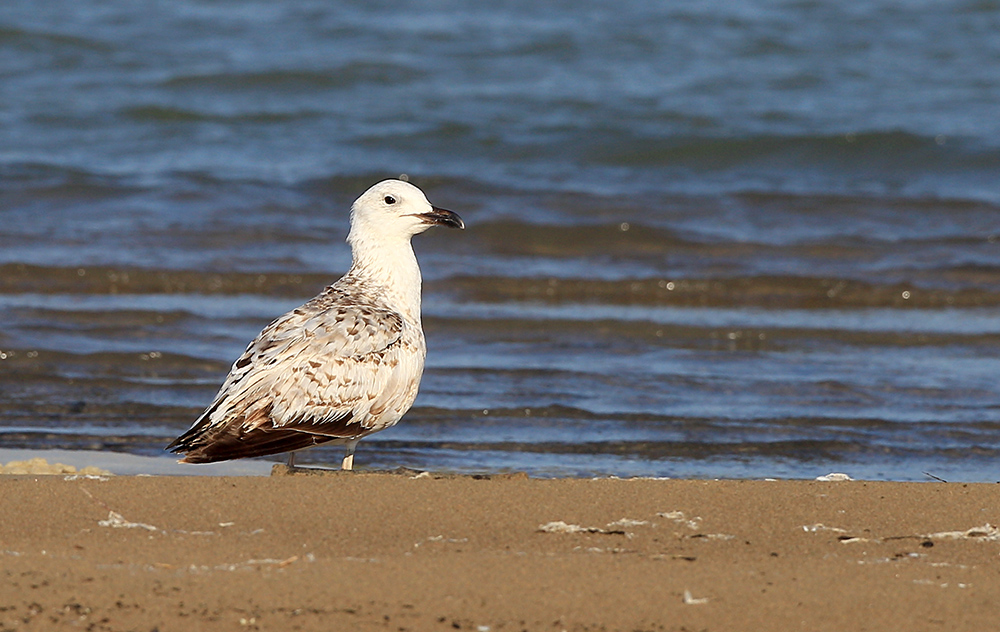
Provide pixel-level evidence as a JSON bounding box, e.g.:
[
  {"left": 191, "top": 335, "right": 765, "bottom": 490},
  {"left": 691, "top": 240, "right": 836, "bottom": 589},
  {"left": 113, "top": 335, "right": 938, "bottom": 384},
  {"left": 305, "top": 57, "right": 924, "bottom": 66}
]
[{"left": 2, "top": 0, "right": 1000, "bottom": 480}]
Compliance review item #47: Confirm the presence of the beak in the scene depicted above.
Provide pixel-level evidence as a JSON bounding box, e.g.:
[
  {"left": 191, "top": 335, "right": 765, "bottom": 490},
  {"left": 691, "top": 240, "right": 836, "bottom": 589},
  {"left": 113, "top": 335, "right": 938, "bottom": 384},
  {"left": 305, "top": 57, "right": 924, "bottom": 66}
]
[{"left": 418, "top": 206, "right": 465, "bottom": 230}]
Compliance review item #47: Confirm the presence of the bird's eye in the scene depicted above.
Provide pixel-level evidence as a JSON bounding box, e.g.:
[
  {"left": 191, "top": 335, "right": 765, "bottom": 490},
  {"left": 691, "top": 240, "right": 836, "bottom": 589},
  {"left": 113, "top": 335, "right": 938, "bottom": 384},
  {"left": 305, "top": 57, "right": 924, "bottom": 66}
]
[{"left": 384, "top": 195, "right": 396, "bottom": 205}]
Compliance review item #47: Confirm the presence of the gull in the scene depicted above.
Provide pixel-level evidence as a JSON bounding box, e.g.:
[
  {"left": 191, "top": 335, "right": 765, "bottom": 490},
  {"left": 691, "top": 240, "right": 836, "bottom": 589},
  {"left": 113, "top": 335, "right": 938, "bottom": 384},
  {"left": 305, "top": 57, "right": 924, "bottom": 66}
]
[{"left": 166, "top": 179, "right": 464, "bottom": 470}]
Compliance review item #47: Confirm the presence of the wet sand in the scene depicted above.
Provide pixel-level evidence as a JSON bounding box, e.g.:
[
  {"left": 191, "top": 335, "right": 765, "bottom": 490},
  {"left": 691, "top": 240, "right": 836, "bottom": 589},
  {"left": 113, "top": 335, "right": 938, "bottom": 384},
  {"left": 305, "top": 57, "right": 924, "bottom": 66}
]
[{"left": 2, "top": 469, "right": 999, "bottom": 631}]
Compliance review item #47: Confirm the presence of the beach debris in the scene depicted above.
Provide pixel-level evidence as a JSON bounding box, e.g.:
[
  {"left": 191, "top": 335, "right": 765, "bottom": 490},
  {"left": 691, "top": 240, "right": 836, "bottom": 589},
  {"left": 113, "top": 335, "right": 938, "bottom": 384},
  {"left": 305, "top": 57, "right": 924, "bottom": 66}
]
[
  {"left": 922, "top": 524, "right": 1000, "bottom": 542},
  {"left": 683, "top": 589, "right": 709, "bottom": 605},
  {"left": 815, "top": 472, "right": 853, "bottom": 481},
  {"left": 656, "top": 511, "right": 733, "bottom": 539},
  {"left": 415, "top": 535, "right": 469, "bottom": 547},
  {"left": 607, "top": 518, "right": 649, "bottom": 528},
  {"left": 0, "top": 457, "right": 111, "bottom": 476},
  {"left": 802, "top": 523, "right": 848, "bottom": 533},
  {"left": 537, "top": 521, "right": 625, "bottom": 535},
  {"left": 188, "top": 554, "right": 313, "bottom": 574},
  {"left": 573, "top": 545, "right": 634, "bottom": 554},
  {"left": 657, "top": 511, "right": 702, "bottom": 530},
  {"left": 425, "top": 535, "right": 468, "bottom": 542},
  {"left": 607, "top": 476, "right": 671, "bottom": 481},
  {"left": 829, "top": 524, "right": 1000, "bottom": 545},
  {"left": 689, "top": 533, "right": 736, "bottom": 541},
  {"left": 97, "top": 511, "right": 157, "bottom": 532},
  {"left": 912, "top": 579, "right": 971, "bottom": 588},
  {"left": 651, "top": 553, "right": 697, "bottom": 561}
]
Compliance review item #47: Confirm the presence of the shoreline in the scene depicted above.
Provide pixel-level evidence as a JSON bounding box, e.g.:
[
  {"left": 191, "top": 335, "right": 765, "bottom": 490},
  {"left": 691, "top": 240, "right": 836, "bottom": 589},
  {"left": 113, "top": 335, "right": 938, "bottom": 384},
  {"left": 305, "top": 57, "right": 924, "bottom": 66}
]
[{"left": 4, "top": 472, "right": 999, "bottom": 631}]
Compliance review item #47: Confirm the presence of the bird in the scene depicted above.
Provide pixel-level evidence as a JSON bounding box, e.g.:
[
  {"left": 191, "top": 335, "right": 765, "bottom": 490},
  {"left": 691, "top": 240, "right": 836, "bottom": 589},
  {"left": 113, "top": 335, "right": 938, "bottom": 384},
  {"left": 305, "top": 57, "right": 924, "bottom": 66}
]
[{"left": 166, "top": 179, "right": 464, "bottom": 470}]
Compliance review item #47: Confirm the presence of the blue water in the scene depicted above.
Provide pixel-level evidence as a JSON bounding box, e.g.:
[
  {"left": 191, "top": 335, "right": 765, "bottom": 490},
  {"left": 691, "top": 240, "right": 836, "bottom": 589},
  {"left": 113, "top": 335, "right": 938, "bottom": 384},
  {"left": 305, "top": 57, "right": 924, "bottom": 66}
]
[{"left": 1, "top": 0, "right": 1000, "bottom": 480}]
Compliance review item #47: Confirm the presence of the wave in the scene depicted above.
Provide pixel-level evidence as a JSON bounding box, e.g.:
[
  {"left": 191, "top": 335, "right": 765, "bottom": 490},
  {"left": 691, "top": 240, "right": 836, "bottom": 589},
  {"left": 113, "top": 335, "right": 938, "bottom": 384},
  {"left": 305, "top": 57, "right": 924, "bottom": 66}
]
[
  {"left": 582, "top": 130, "right": 1000, "bottom": 172},
  {"left": 3, "top": 432, "right": 994, "bottom": 465},
  {"left": 0, "top": 162, "right": 149, "bottom": 197},
  {"left": 368, "top": 438, "right": 863, "bottom": 461},
  {"left": 121, "top": 105, "right": 320, "bottom": 124},
  {"left": 7, "top": 260, "right": 1000, "bottom": 310},
  {"left": 0, "top": 25, "right": 112, "bottom": 53},
  {"left": 459, "top": 215, "right": 999, "bottom": 261},
  {"left": 439, "top": 274, "right": 1000, "bottom": 309},
  {"left": 467, "top": 219, "right": 690, "bottom": 257},
  {"left": 0, "top": 346, "right": 224, "bottom": 377},
  {"left": 162, "top": 63, "right": 425, "bottom": 91},
  {"left": 0, "top": 263, "right": 328, "bottom": 297},
  {"left": 364, "top": 438, "right": 1000, "bottom": 463}
]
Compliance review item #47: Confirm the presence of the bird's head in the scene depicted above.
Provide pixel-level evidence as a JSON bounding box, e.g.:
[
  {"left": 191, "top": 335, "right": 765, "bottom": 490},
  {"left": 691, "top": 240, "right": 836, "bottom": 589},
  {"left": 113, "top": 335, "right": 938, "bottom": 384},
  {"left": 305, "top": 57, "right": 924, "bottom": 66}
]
[{"left": 348, "top": 180, "right": 464, "bottom": 248}]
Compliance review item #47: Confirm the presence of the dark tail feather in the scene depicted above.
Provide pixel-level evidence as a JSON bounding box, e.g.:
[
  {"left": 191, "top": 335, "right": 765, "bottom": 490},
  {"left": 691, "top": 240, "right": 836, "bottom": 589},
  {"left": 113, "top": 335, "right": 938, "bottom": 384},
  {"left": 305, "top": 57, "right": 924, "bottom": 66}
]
[
  {"left": 166, "top": 405, "right": 356, "bottom": 464},
  {"left": 165, "top": 398, "right": 224, "bottom": 453},
  {"left": 174, "top": 426, "right": 340, "bottom": 463}
]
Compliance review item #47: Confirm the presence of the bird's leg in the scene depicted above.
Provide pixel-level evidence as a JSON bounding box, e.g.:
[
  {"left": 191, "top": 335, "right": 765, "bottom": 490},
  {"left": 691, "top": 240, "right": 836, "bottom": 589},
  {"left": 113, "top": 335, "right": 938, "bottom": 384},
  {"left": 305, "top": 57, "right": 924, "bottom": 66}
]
[
  {"left": 341, "top": 439, "right": 360, "bottom": 471},
  {"left": 287, "top": 452, "right": 296, "bottom": 469}
]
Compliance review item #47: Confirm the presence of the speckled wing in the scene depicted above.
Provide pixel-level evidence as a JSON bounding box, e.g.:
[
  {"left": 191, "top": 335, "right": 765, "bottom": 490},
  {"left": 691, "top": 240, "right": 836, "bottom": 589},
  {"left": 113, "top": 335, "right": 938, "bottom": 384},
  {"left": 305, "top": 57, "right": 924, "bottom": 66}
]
[{"left": 167, "top": 293, "right": 423, "bottom": 463}]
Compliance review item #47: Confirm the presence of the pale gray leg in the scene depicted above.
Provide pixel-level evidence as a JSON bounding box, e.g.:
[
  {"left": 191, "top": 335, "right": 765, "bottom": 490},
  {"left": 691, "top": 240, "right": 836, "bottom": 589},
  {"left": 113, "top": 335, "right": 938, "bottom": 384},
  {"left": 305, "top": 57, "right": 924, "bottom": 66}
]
[
  {"left": 341, "top": 439, "right": 360, "bottom": 471},
  {"left": 287, "top": 451, "right": 296, "bottom": 468}
]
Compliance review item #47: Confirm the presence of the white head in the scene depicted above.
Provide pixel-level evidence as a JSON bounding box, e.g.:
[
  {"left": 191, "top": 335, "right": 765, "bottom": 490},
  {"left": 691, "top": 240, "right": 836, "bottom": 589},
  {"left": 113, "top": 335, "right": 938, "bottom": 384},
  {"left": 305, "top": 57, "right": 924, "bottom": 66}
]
[{"left": 348, "top": 179, "right": 464, "bottom": 250}]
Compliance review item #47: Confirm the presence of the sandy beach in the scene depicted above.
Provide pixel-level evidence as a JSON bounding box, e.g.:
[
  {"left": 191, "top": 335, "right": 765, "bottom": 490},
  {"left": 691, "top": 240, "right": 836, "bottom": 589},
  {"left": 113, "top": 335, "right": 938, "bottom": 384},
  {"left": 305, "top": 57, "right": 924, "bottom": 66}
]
[{"left": 2, "top": 468, "right": 999, "bottom": 631}]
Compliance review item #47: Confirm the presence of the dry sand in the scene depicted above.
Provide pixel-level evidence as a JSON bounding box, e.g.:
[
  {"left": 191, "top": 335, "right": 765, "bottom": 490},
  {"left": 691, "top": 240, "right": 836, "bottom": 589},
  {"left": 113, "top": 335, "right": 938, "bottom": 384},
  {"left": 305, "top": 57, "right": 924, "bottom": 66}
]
[{"left": 2, "top": 467, "right": 999, "bottom": 631}]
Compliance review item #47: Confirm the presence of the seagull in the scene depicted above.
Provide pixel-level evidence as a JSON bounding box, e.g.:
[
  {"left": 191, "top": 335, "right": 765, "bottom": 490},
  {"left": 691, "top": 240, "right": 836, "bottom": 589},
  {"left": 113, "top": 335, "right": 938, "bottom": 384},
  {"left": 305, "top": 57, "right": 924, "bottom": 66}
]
[{"left": 166, "top": 179, "right": 464, "bottom": 470}]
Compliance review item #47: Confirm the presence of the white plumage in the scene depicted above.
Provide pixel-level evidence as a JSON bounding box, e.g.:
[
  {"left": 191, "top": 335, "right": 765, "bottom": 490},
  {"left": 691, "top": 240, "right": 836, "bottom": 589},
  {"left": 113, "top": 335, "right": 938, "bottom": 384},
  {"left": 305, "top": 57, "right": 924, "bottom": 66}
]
[{"left": 166, "top": 179, "right": 464, "bottom": 470}]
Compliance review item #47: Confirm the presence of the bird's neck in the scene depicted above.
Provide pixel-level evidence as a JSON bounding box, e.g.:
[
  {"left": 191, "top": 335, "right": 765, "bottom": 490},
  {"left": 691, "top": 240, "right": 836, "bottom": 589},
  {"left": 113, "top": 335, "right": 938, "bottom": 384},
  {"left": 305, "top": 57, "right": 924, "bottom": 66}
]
[{"left": 347, "top": 234, "right": 423, "bottom": 323}]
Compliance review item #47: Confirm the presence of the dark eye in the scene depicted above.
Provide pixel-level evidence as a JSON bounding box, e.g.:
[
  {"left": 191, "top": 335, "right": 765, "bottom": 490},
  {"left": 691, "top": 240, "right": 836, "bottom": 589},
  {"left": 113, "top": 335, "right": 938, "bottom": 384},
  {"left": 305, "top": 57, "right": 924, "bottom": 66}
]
[{"left": 384, "top": 195, "right": 396, "bottom": 205}]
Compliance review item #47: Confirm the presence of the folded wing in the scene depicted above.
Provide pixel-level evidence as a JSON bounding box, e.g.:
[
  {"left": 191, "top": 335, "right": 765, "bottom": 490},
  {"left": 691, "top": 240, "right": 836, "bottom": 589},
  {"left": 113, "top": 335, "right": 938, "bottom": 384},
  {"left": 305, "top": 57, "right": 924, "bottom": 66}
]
[{"left": 167, "top": 295, "right": 415, "bottom": 463}]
